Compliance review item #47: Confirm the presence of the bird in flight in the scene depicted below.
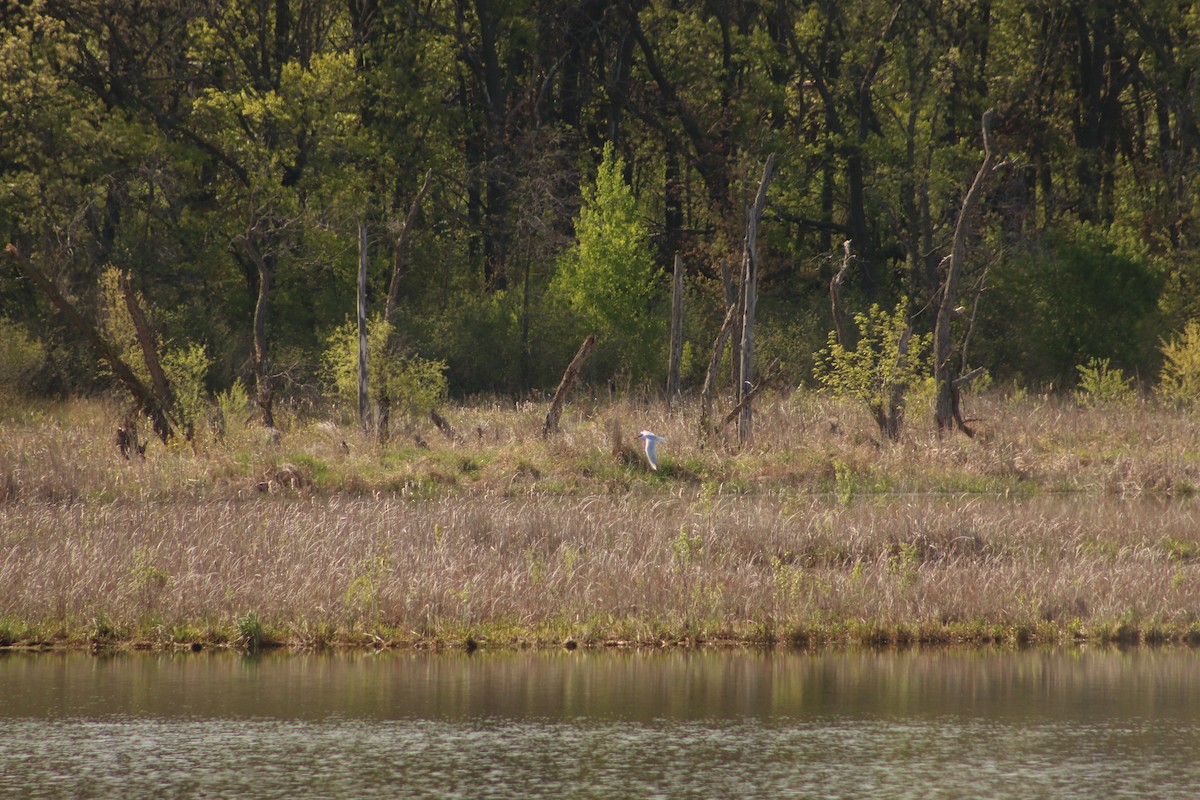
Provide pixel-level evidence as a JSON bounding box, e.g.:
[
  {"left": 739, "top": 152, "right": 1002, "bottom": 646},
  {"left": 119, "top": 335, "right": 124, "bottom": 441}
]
[{"left": 637, "top": 430, "right": 667, "bottom": 471}]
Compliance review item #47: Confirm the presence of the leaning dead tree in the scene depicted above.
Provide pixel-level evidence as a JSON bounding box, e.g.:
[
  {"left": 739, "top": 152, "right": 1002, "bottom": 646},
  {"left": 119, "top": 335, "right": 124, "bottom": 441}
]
[
  {"left": 698, "top": 302, "right": 738, "bottom": 443},
  {"left": 723, "top": 357, "right": 782, "bottom": 429},
  {"left": 5, "top": 244, "right": 179, "bottom": 443},
  {"left": 118, "top": 271, "right": 177, "bottom": 429},
  {"left": 543, "top": 334, "right": 597, "bottom": 438},
  {"left": 934, "top": 109, "right": 997, "bottom": 437}
]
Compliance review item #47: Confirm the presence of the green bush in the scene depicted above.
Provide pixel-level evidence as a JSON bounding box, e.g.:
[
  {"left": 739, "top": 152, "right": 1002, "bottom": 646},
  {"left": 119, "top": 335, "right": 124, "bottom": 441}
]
[
  {"left": 1076, "top": 357, "right": 1134, "bottom": 405},
  {"left": 814, "top": 299, "right": 931, "bottom": 437},
  {"left": 162, "top": 341, "right": 212, "bottom": 436},
  {"left": 1158, "top": 320, "right": 1200, "bottom": 405},
  {"left": 215, "top": 379, "right": 252, "bottom": 439},
  {"left": 323, "top": 315, "right": 447, "bottom": 419}
]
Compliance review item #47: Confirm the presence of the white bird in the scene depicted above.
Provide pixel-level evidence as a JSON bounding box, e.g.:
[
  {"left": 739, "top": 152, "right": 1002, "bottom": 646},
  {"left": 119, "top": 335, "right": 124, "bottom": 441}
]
[{"left": 637, "top": 430, "right": 668, "bottom": 471}]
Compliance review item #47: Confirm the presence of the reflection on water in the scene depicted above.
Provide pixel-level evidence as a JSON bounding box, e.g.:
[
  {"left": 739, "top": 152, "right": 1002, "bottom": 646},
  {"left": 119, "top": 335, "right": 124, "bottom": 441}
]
[{"left": 2, "top": 647, "right": 1199, "bottom": 799}]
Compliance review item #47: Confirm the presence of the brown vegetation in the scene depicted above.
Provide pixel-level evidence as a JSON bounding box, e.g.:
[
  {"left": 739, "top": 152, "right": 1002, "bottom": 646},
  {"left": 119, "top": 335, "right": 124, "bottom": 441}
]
[{"left": 2, "top": 391, "right": 1200, "bottom": 652}]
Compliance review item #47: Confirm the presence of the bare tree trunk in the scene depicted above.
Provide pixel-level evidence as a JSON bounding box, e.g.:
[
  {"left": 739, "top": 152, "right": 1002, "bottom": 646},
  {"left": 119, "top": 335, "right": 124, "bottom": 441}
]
[
  {"left": 736, "top": 154, "right": 777, "bottom": 445},
  {"left": 734, "top": 246, "right": 749, "bottom": 411},
  {"left": 543, "top": 334, "right": 596, "bottom": 438},
  {"left": 251, "top": 252, "right": 275, "bottom": 430},
  {"left": 378, "top": 169, "right": 433, "bottom": 441},
  {"left": 6, "top": 244, "right": 175, "bottom": 443},
  {"left": 229, "top": 224, "right": 278, "bottom": 430},
  {"left": 830, "top": 240, "right": 853, "bottom": 350},
  {"left": 667, "top": 253, "right": 684, "bottom": 406},
  {"left": 384, "top": 169, "right": 434, "bottom": 325},
  {"left": 357, "top": 221, "right": 370, "bottom": 433},
  {"left": 935, "top": 109, "right": 996, "bottom": 437}
]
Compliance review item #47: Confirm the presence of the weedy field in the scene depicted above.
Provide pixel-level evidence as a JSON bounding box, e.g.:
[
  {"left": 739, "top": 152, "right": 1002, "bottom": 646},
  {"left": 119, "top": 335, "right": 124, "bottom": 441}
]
[{"left": 3, "top": 389, "right": 1200, "bottom": 652}]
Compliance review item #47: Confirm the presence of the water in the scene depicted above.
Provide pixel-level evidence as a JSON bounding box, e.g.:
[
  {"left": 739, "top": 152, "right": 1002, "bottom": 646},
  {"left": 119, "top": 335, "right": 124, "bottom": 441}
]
[{"left": 2, "top": 647, "right": 1199, "bottom": 799}]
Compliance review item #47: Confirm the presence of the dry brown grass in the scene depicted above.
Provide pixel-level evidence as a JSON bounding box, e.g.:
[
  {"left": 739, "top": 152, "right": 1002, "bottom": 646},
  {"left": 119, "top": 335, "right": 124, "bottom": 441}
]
[{"left": 2, "top": 391, "right": 1200, "bottom": 650}]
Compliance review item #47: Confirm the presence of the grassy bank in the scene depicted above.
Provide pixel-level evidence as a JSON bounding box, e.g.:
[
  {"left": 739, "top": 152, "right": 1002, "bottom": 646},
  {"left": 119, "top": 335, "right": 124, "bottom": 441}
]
[{"left": 3, "top": 391, "right": 1200, "bottom": 652}]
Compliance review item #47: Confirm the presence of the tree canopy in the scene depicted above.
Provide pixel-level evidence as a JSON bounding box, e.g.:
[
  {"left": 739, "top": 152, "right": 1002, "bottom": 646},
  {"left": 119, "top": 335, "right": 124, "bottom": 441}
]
[{"left": 3, "top": 0, "right": 1197, "bottom": 407}]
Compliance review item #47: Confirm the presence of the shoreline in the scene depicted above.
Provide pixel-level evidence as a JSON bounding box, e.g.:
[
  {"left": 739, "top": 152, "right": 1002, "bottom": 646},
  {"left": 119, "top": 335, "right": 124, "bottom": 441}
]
[
  {"left": 4, "top": 610, "right": 1199, "bottom": 656},
  {"left": 4, "top": 629, "right": 1199, "bottom": 656}
]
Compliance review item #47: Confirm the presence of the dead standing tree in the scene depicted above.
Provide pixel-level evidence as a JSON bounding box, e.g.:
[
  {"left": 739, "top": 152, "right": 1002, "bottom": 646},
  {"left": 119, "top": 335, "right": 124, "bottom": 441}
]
[
  {"left": 230, "top": 224, "right": 279, "bottom": 430},
  {"left": 736, "top": 154, "right": 777, "bottom": 445},
  {"left": 377, "top": 169, "right": 434, "bottom": 442},
  {"left": 357, "top": 221, "right": 370, "bottom": 433},
  {"left": 667, "top": 253, "right": 685, "bottom": 407},
  {"left": 934, "top": 109, "right": 997, "bottom": 437},
  {"left": 697, "top": 155, "right": 777, "bottom": 445}
]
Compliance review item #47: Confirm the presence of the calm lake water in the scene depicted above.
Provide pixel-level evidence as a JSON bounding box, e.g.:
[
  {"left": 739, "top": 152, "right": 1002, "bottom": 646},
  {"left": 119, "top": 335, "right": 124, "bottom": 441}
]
[{"left": 2, "top": 647, "right": 1199, "bottom": 799}]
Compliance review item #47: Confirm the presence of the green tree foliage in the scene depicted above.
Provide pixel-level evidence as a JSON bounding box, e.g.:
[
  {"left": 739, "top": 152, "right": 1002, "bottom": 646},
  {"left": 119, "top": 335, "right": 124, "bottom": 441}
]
[
  {"left": 161, "top": 342, "right": 212, "bottom": 439},
  {"left": 4, "top": 0, "right": 1200, "bottom": 404},
  {"left": 552, "top": 143, "right": 664, "bottom": 380},
  {"left": 976, "top": 224, "right": 1161, "bottom": 387}
]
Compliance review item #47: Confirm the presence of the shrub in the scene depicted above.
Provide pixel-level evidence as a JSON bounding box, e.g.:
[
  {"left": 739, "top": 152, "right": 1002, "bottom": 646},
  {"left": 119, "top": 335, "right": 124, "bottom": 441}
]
[
  {"left": 814, "top": 299, "right": 931, "bottom": 438},
  {"left": 1158, "top": 319, "right": 1200, "bottom": 404},
  {"left": 161, "top": 341, "right": 212, "bottom": 437},
  {"left": 236, "top": 611, "right": 266, "bottom": 652},
  {"left": 1076, "top": 357, "right": 1134, "bottom": 405},
  {"left": 323, "top": 315, "right": 447, "bottom": 420},
  {"left": 215, "top": 379, "right": 252, "bottom": 439}
]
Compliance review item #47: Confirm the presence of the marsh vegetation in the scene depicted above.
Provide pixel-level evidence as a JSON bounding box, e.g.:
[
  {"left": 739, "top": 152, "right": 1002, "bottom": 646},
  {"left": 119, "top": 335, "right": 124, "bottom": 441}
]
[{"left": 3, "top": 390, "right": 1200, "bottom": 651}]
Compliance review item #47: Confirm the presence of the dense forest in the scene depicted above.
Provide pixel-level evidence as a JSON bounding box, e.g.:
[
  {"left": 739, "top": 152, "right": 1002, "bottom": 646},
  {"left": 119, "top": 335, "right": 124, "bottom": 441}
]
[{"left": 2, "top": 0, "right": 1198, "bottom": 427}]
